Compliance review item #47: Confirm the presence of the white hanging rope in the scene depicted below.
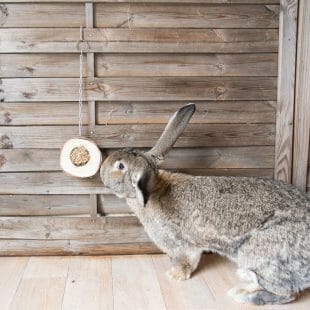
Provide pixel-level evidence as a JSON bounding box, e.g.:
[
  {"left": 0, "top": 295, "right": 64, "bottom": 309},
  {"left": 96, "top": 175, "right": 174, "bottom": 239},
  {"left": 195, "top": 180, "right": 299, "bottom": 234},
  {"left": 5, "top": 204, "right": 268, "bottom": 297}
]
[{"left": 78, "top": 26, "right": 84, "bottom": 136}]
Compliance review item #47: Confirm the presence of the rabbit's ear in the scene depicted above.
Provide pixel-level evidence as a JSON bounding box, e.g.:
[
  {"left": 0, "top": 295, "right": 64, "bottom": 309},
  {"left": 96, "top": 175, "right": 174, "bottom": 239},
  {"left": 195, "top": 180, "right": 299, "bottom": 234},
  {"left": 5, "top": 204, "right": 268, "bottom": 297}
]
[
  {"left": 131, "top": 169, "right": 151, "bottom": 207},
  {"left": 146, "top": 103, "right": 196, "bottom": 163}
]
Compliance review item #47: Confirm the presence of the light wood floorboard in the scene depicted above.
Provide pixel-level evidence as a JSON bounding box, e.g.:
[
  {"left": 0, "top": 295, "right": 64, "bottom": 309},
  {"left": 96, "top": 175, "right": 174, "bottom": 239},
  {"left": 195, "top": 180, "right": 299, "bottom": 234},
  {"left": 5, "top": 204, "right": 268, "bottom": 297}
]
[
  {"left": 62, "top": 256, "right": 113, "bottom": 310},
  {"left": 0, "top": 257, "right": 29, "bottom": 310},
  {"left": 9, "top": 257, "right": 69, "bottom": 310},
  {"left": 0, "top": 254, "right": 308, "bottom": 310}
]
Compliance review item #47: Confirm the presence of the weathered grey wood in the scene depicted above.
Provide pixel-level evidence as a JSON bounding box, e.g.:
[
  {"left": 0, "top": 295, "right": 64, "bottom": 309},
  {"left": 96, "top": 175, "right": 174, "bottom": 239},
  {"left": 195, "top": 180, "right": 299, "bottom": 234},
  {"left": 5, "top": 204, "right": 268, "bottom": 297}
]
[
  {"left": 0, "top": 0, "right": 282, "bottom": 257},
  {"left": 86, "top": 3, "right": 96, "bottom": 134},
  {"left": 0, "top": 149, "right": 60, "bottom": 171},
  {"left": 0, "top": 102, "right": 88, "bottom": 125},
  {"left": 292, "top": 0, "right": 310, "bottom": 191},
  {"left": 97, "top": 101, "right": 276, "bottom": 124},
  {"left": 0, "top": 216, "right": 150, "bottom": 241},
  {"left": 0, "top": 1, "right": 281, "bottom": 4},
  {"left": 173, "top": 168, "right": 273, "bottom": 177},
  {"left": 0, "top": 240, "right": 159, "bottom": 256},
  {"left": 0, "top": 147, "right": 274, "bottom": 172},
  {"left": 0, "top": 124, "right": 275, "bottom": 149},
  {"left": 0, "top": 195, "right": 90, "bottom": 216},
  {"left": 0, "top": 28, "right": 278, "bottom": 53},
  {"left": 0, "top": 101, "right": 276, "bottom": 125},
  {"left": 95, "top": 54, "right": 278, "bottom": 77},
  {"left": 0, "top": 169, "right": 274, "bottom": 195},
  {"left": 0, "top": 77, "right": 277, "bottom": 102},
  {"left": 94, "top": 3, "right": 279, "bottom": 28},
  {"left": 98, "top": 195, "right": 130, "bottom": 215},
  {"left": 0, "top": 172, "right": 105, "bottom": 195},
  {"left": 274, "top": 0, "right": 298, "bottom": 183},
  {"left": 0, "top": 3, "right": 85, "bottom": 27},
  {"left": 86, "top": 2, "right": 99, "bottom": 220},
  {"left": 0, "top": 54, "right": 85, "bottom": 78},
  {"left": 163, "top": 147, "right": 275, "bottom": 169},
  {"left": 0, "top": 53, "right": 278, "bottom": 78}
]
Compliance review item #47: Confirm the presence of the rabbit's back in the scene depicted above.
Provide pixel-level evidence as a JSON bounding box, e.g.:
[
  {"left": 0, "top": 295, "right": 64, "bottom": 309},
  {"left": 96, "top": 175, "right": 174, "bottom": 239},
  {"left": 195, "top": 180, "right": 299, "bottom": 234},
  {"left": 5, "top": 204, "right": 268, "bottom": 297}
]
[{"left": 159, "top": 172, "right": 309, "bottom": 237}]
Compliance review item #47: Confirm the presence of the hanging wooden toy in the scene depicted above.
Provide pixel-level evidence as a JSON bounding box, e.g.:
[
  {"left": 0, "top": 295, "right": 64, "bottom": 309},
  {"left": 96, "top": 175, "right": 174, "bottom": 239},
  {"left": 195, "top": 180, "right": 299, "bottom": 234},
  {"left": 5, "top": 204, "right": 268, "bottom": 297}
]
[{"left": 60, "top": 27, "right": 102, "bottom": 178}]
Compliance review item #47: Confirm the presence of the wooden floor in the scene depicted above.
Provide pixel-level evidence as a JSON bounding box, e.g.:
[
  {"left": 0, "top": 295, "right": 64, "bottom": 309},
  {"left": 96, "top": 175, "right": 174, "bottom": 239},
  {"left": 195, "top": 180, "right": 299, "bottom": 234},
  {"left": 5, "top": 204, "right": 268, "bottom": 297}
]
[{"left": 0, "top": 254, "right": 309, "bottom": 310}]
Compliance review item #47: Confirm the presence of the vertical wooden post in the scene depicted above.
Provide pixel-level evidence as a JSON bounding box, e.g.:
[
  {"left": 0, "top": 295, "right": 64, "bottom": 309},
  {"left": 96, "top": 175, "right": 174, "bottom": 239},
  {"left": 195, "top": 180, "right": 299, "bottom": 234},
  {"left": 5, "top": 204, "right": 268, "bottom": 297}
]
[
  {"left": 86, "top": 2, "right": 98, "bottom": 218},
  {"left": 292, "top": 0, "right": 310, "bottom": 191},
  {"left": 274, "top": 0, "right": 298, "bottom": 183}
]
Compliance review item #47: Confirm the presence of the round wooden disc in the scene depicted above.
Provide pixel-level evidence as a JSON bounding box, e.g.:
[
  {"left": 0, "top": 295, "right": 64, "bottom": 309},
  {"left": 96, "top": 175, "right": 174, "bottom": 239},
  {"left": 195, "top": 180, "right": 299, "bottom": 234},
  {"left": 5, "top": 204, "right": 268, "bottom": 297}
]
[{"left": 60, "top": 138, "right": 102, "bottom": 178}]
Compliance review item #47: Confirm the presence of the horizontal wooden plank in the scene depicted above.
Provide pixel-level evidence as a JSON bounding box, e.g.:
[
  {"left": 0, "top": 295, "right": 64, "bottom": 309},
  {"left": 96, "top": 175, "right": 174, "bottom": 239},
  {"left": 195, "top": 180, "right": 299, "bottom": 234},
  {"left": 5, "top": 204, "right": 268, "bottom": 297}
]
[
  {"left": 95, "top": 3, "right": 279, "bottom": 28},
  {"left": 0, "top": 169, "right": 274, "bottom": 195},
  {"left": 95, "top": 54, "right": 278, "bottom": 77},
  {"left": 98, "top": 195, "right": 130, "bottom": 215},
  {"left": 0, "top": 1, "right": 280, "bottom": 4},
  {"left": 0, "top": 124, "right": 275, "bottom": 149},
  {"left": 0, "top": 102, "right": 89, "bottom": 125},
  {"left": 0, "top": 172, "right": 105, "bottom": 195},
  {"left": 0, "top": 216, "right": 150, "bottom": 241},
  {"left": 0, "top": 147, "right": 274, "bottom": 172},
  {"left": 0, "top": 53, "right": 278, "bottom": 78},
  {"left": 0, "top": 240, "right": 159, "bottom": 256},
  {"left": 173, "top": 168, "right": 273, "bottom": 177},
  {"left": 0, "top": 3, "right": 279, "bottom": 29},
  {"left": 0, "top": 54, "right": 86, "bottom": 78},
  {"left": 0, "top": 77, "right": 277, "bottom": 102},
  {"left": 0, "top": 3, "right": 84, "bottom": 27},
  {"left": 0, "top": 195, "right": 90, "bottom": 216},
  {"left": 0, "top": 28, "right": 278, "bottom": 53},
  {"left": 0, "top": 101, "right": 276, "bottom": 126},
  {"left": 164, "top": 147, "right": 275, "bottom": 169},
  {"left": 97, "top": 101, "right": 276, "bottom": 124}
]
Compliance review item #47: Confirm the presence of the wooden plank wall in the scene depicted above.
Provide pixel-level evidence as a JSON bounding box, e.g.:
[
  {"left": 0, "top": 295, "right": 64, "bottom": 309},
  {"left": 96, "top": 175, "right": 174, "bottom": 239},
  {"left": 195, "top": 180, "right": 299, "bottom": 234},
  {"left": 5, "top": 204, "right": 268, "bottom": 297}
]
[
  {"left": 274, "top": 0, "right": 297, "bottom": 183},
  {"left": 293, "top": 0, "right": 310, "bottom": 193},
  {"left": 0, "top": 0, "right": 279, "bottom": 255}
]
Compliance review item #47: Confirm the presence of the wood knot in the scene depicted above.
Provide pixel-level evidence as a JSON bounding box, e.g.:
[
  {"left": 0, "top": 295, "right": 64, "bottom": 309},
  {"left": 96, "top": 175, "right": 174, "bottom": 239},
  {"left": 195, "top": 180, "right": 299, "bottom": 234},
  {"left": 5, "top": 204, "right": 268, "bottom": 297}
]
[
  {"left": 0, "top": 5, "right": 8, "bottom": 26},
  {"left": 215, "top": 86, "right": 226, "bottom": 100},
  {"left": 22, "top": 92, "right": 35, "bottom": 99},
  {"left": 3, "top": 112, "right": 12, "bottom": 124},
  {"left": 216, "top": 86, "right": 225, "bottom": 93},
  {"left": 217, "top": 63, "right": 225, "bottom": 72},
  {"left": 22, "top": 66, "right": 35, "bottom": 74},
  {"left": 0, "top": 82, "right": 4, "bottom": 102},
  {"left": 0, "top": 154, "right": 6, "bottom": 168},
  {"left": 0, "top": 134, "right": 13, "bottom": 149}
]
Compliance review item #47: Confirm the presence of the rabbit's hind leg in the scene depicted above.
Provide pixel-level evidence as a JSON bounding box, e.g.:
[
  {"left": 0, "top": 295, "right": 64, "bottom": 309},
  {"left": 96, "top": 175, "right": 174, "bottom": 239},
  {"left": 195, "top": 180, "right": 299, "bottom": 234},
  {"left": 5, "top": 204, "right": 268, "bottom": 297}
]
[
  {"left": 228, "top": 268, "right": 260, "bottom": 303},
  {"left": 228, "top": 269, "right": 296, "bottom": 305},
  {"left": 228, "top": 287, "right": 295, "bottom": 305},
  {"left": 166, "top": 248, "right": 202, "bottom": 281}
]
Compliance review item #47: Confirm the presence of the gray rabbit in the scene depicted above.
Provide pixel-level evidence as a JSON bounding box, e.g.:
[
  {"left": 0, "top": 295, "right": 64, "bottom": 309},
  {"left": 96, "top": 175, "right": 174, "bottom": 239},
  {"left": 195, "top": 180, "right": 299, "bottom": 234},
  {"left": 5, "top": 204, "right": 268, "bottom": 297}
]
[{"left": 100, "top": 104, "right": 310, "bottom": 305}]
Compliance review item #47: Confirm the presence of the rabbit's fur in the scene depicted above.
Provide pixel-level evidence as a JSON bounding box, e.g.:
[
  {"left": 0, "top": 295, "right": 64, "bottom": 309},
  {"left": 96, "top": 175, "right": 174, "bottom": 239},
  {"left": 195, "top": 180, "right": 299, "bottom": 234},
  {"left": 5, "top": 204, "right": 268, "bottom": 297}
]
[{"left": 100, "top": 104, "right": 310, "bottom": 305}]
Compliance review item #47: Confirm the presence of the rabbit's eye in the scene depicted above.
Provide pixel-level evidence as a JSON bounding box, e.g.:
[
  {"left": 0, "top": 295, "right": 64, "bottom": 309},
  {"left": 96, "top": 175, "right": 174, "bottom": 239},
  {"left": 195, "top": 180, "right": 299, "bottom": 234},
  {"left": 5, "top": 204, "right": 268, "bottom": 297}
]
[{"left": 118, "top": 163, "right": 125, "bottom": 170}]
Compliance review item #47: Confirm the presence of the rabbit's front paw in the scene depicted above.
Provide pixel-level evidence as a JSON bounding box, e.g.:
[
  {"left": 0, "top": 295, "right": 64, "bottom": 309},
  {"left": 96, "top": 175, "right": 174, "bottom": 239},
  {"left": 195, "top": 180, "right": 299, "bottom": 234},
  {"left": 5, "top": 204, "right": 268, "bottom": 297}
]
[{"left": 166, "top": 266, "right": 191, "bottom": 281}]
